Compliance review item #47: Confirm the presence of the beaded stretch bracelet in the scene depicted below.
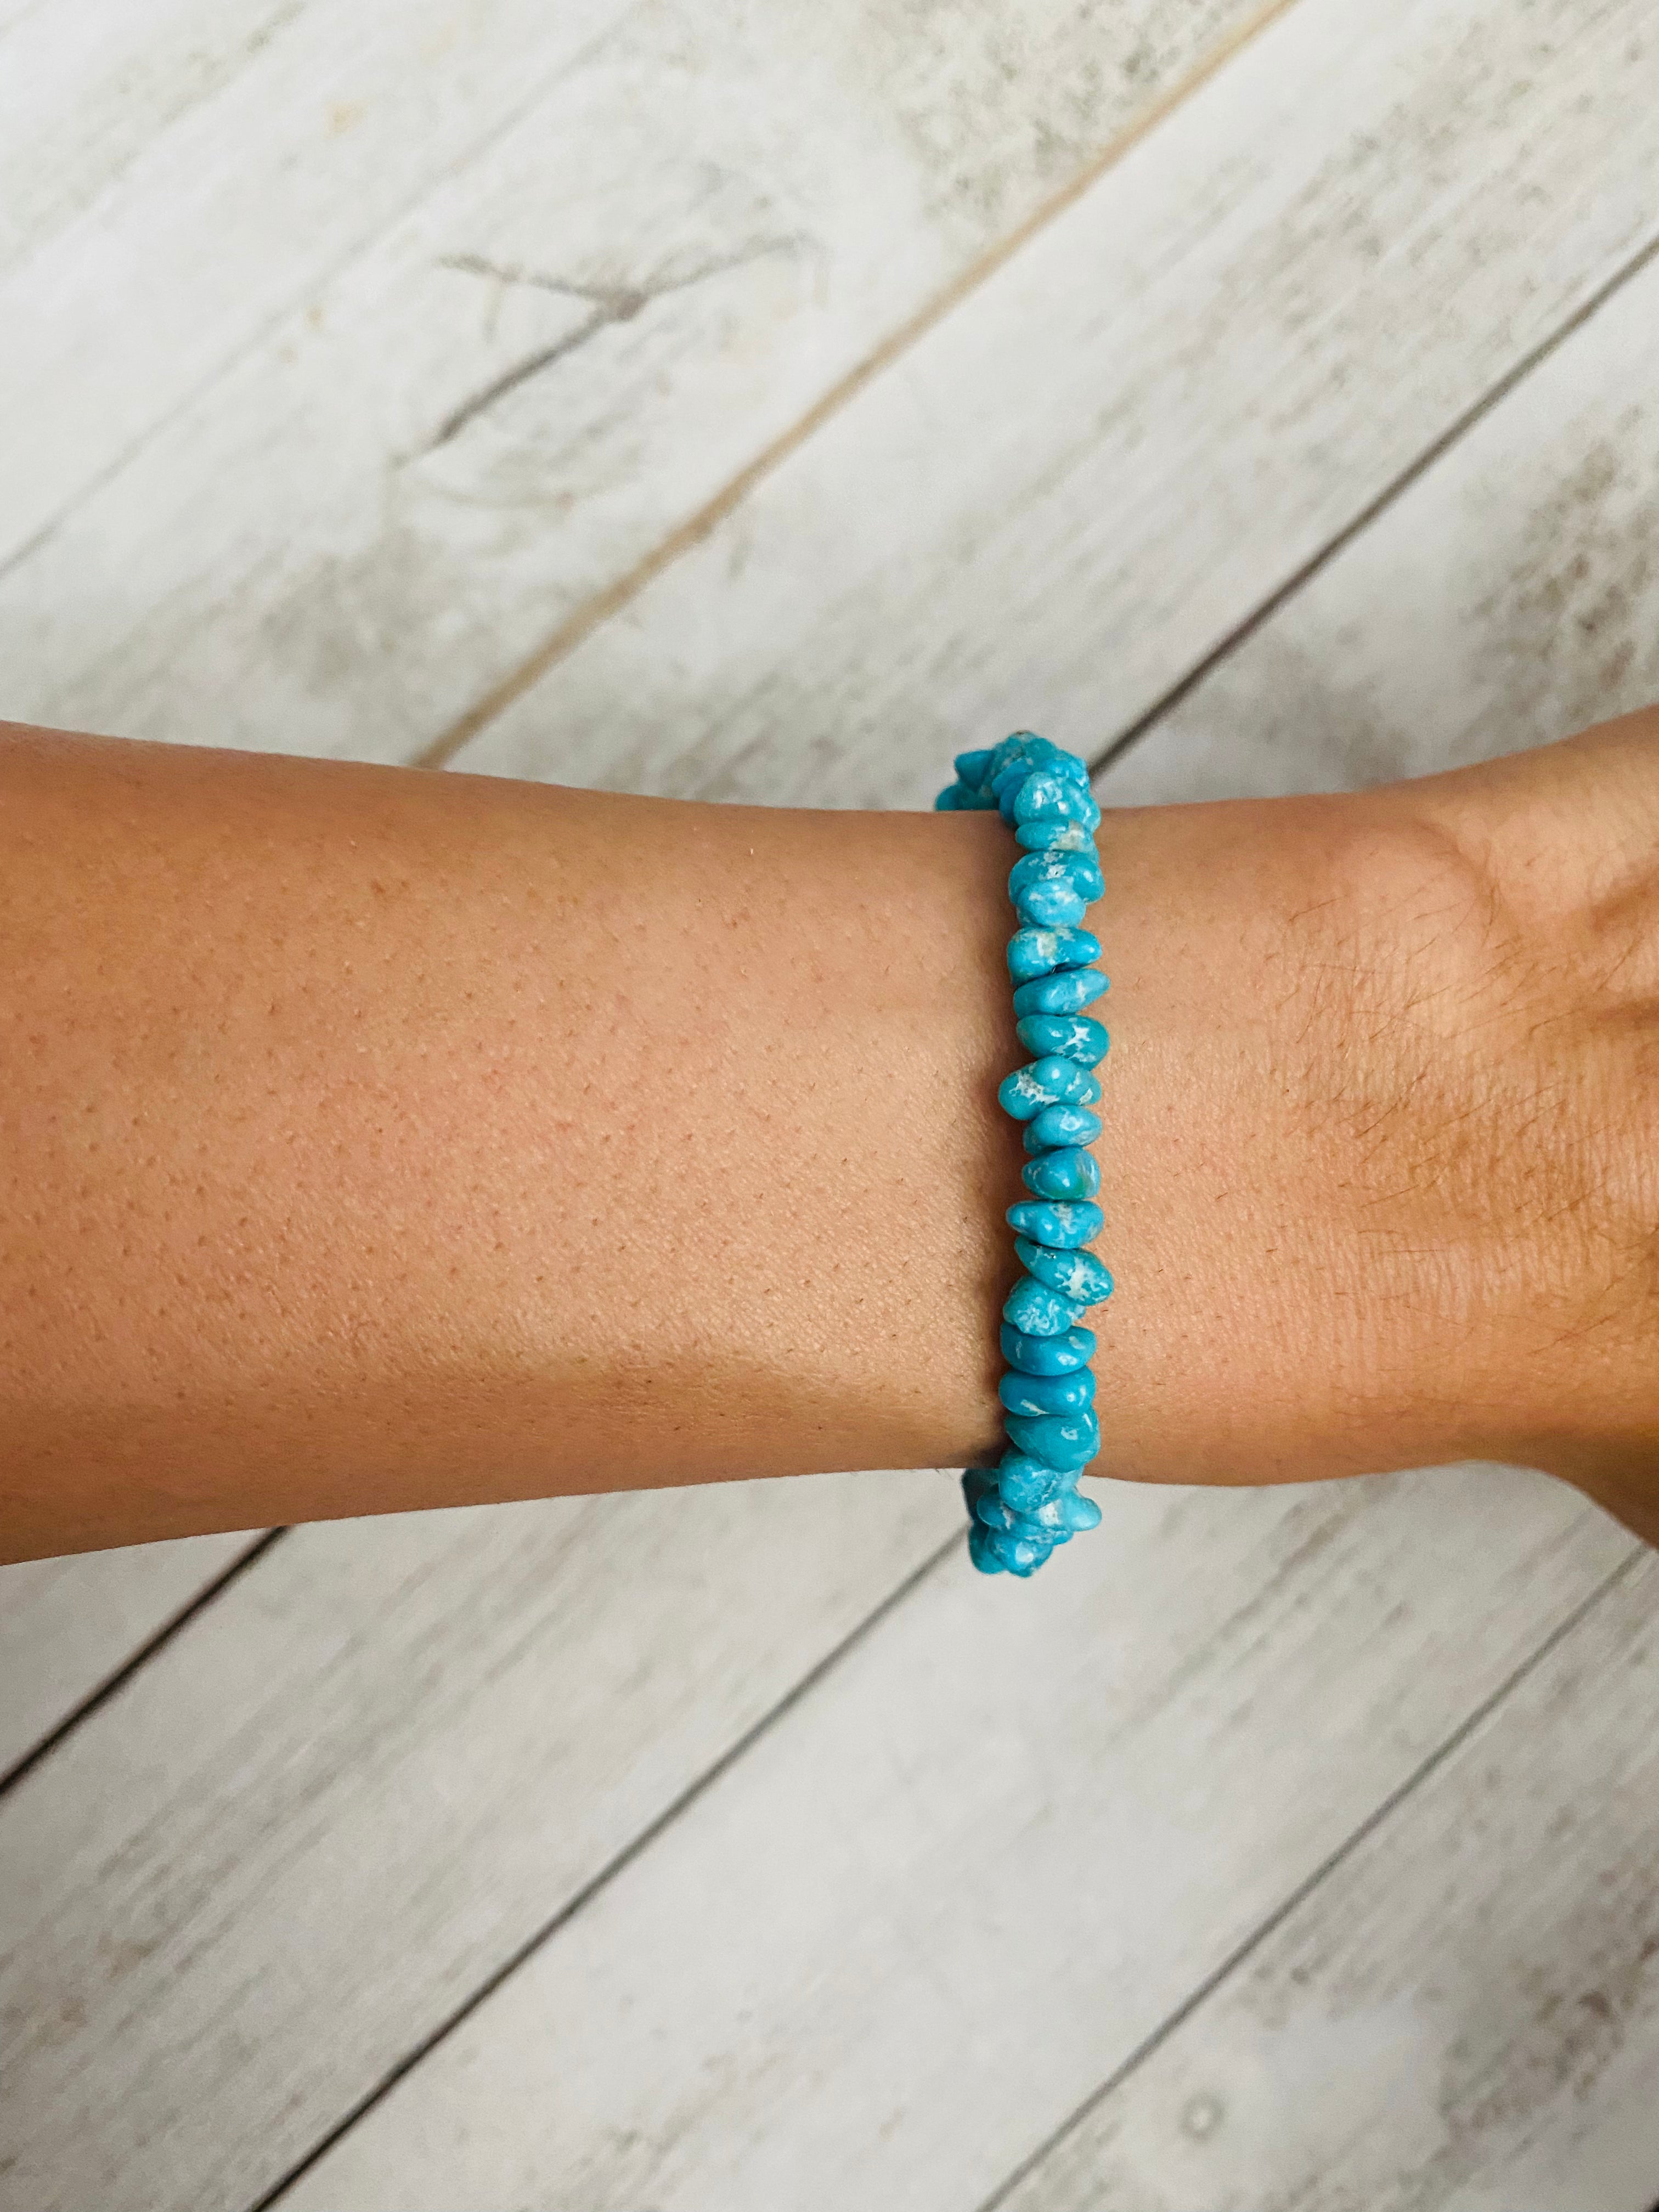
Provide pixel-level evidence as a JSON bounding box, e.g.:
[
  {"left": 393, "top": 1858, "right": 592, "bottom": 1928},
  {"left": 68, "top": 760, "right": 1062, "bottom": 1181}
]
[{"left": 935, "top": 732, "right": 1111, "bottom": 1577}]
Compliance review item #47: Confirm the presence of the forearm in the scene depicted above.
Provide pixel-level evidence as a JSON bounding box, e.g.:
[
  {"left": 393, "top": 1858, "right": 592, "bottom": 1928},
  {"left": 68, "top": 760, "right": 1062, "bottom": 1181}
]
[
  {"left": 3, "top": 713, "right": 1655, "bottom": 1562},
  {"left": 0, "top": 726, "right": 1022, "bottom": 1558}
]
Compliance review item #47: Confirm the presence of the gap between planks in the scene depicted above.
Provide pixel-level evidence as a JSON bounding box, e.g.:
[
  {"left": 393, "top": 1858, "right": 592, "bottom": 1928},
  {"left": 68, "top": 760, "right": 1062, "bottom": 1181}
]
[
  {"left": 246, "top": 1528, "right": 963, "bottom": 2212},
  {"left": 0, "top": 1528, "right": 286, "bottom": 1801},
  {"left": 971, "top": 1547, "right": 1647, "bottom": 2212},
  {"left": 1087, "top": 228, "right": 1659, "bottom": 787},
  {"left": 410, "top": 0, "right": 1301, "bottom": 774}
]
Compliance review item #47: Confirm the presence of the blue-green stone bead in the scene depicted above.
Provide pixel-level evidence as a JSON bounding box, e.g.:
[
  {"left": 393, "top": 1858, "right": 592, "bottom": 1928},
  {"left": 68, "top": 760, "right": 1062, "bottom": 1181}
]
[
  {"left": 1013, "top": 842, "right": 1104, "bottom": 894},
  {"left": 1016, "top": 1013, "right": 1109, "bottom": 1068},
  {"left": 1012, "top": 968, "right": 1108, "bottom": 1018},
  {"left": 1012, "top": 877, "right": 1088, "bottom": 930},
  {"left": 1006, "top": 1199, "right": 1104, "bottom": 1249},
  {"left": 1011, "top": 735, "right": 1090, "bottom": 787},
  {"left": 1012, "top": 772, "right": 1101, "bottom": 828},
  {"left": 997, "top": 1054, "right": 1100, "bottom": 1119},
  {"left": 1059, "top": 1489, "right": 1103, "bottom": 1533},
  {"left": 1025, "top": 1103, "right": 1103, "bottom": 1150},
  {"left": 1022, "top": 1146, "right": 1102, "bottom": 1203},
  {"left": 962, "top": 1465, "right": 1000, "bottom": 1514},
  {"left": 976, "top": 1492, "right": 1072, "bottom": 1549},
  {"left": 1004, "top": 1407, "right": 1100, "bottom": 1471},
  {"left": 1003, "top": 1274, "right": 1085, "bottom": 1336},
  {"left": 980, "top": 1522, "right": 1052, "bottom": 1573},
  {"left": 967, "top": 1521, "right": 1009, "bottom": 1575},
  {"left": 953, "top": 746, "right": 996, "bottom": 789},
  {"left": 1015, "top": 1237, "right": 1114, "bottom": 1306},
  {"left": 981, "top": 1491, "right": 1080, "bottom": 1546},
  {"left": 996, "top": 1451, "right": 1071, "bottom": 1513},
  {"left": 1010, "top": 849, "right": 1105, "bottom": 907},
  {"left": 1007, "top": 926, "right": 1101, "bottom": 981},
  {"left": 992, "top": 764, "right": 1035, "bottom": 822},
  {"left": 1001, "top": 1321, "right": 1094, "bottom": 1374},
  {"left": 999, "top": 1367, "right": 1096, "bottom": 1418},
  {"left": 1015, "top": 819, "right": 1093, "bottom": 852}
]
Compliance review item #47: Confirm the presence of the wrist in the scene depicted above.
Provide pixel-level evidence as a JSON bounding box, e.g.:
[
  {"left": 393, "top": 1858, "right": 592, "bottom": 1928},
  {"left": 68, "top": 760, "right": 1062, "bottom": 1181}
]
[{"left": 1096, "top": 714, "right": 1659, "bottom": 1523}]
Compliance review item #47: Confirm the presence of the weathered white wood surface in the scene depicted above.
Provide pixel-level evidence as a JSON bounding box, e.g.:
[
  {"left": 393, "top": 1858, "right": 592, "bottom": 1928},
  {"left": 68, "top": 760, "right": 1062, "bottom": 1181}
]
[
  {"left": 275, "top": 1475, "right": 1633, "bottom": 2212},
  {"left": 0, "top": 0, "right": 636, "bottom": 543},
  {"left": 996, "top": 1553, "right": 1659, "bottom": 2212},
  {"left": 0, "top": 0, "right": 1273, "bottom": 755},
  {"left": 451, "top": 0, "right": 1655, "bottom": 802},
  {"left": 0, "top": 1474, "right": 960, "bottom": 2212},
  {"left": 1099, "top": 246, "right": 1659, "bottom": 808},
  {"left": 0, "top": 1531, "right": 255, "bottom": 1781}
]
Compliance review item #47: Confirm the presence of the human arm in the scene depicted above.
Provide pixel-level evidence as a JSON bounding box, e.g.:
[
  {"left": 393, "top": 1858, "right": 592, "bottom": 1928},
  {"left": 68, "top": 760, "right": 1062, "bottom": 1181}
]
[{"left": 1, "top": 710, "right": 1655, "bottom": 1561}]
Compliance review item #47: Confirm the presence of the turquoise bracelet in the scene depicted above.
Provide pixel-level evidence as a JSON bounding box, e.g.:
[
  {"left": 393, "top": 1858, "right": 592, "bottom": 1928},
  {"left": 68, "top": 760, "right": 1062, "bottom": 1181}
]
[{"left": 935, "top": 732, "right": 1111, "bottom": 1576}]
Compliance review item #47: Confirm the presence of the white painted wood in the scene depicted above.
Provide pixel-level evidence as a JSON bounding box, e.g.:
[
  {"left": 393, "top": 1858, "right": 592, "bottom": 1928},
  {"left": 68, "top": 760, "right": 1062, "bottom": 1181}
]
[
  {"left": 0, "top": 1532, "right": 253, "bottom": 1779},
  {"left": 0, "top": 0, "right": 634, "bottom": 548},
  {"left": 272, "top": 1472, "right": 1634, "bottom": 2212},
  {"left": 448, "top": 0, "right": 1655, "bottom": 808},
  {"left": 996, "top": 1551, "right": 1659, "bottom": 2212},
  {"left": 1097, "top": 248, "right": 1659, "bottom": 807},
  {"left": 0, "top": 0, "right": 1268, "bottom": 753},
  {"left": 0, "top": 1471, "right": 960, "bottom": 2212}
]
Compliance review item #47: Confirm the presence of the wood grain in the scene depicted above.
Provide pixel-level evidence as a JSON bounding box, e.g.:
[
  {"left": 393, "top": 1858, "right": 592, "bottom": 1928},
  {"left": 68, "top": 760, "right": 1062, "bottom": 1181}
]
[
  {"left": 994, "top": 1553, "right": 1659, "bottom": 2212},
  {"left": 445, "top": 0, "right": 1655, "bottom": 808},
  {"left": 0, "top": 1532, "right": 256, "bottom": 1782},
  {"left": 1096, "top": 247, "right": 1659, "bottom": 806},
  {"left": 272, "top": 1472, "right": 1632, "bottom": 2212},
  {"left": 0, "top": 0, "right": 635, "bottom": 555},
  {"left": 0, "top": 0, "right": 1272, "bottom": 754},
  {"left": 0, "top": 1471, "right": 960, "bottom": 2211}
]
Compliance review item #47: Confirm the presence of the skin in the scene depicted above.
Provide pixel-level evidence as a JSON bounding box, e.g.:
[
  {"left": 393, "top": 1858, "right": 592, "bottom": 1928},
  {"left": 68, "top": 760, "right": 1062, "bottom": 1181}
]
[{"left": 1, "top": 710, "right": 1654, "bottom": 1561}]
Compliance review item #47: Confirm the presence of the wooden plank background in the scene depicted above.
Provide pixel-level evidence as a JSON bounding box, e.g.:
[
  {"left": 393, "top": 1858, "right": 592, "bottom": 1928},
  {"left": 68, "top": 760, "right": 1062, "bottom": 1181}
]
[{"left": 1, "top": 0, "right": 1655, "bottom": 2206}]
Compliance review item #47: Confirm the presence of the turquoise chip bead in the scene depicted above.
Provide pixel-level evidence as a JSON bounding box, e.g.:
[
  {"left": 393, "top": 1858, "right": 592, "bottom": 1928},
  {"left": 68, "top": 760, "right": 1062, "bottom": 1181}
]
[
  {"left": 1021, "top": 1146, "right": 1102, "bottom": 1202},
  {"left": 998, "top": 1367, "right": 1096, "bottom": 1418},
  {"left": 1004, "top": 1408, "right": 1101, "bottom": 1471},
  {"left": 997, "top": 1054, "right": 1101, "bottom": 1119},
  {"left": 1015, "top": 1013, "right": 1109, "bottom": 1068},
  {"left": 1059, "top": 1489, "right": 1103, "bottom": 1533},
  {"left": 953, "top": 746, "right": 996, "bottom": 788},
  {"left": 1015, "top": 1236, "right": 1114, "bottom": 1306},
  {"left": 967, "top": 1521, "right": 1009, "bottom": 1575},
  {"left": 1024, "top": 1102, "right": 1102, "bottom": 1150},
  {"left": 1011, "top": 736, "right": 1090, "bottom": 787},
  {"left": 1007, "top": 926, "right": 1101, "bottom": 980},
  {"left": 933, "top": 785, "right": 963, "bottom": 810},
  {"left": 1001, "top": 1321, "right": 1094, "bottom": 1374},
  {"left": 1012, "top": 772, "right": 1101, "bottom": 829},
  {"left": 1011, "top": 874, "right": 1088, "bottom": 929},
  {"left": 1015, "top": 819, "right": 1093, "bottom": 852},
  {"left": 1006, "top": 1199, "right": 1104, "bottom": 1249},
  {"left": 975, "top": 1493, "right": 1074, "bottom": 1549},
  {"left": 995, "top": 1451, "right": 1072, "bottom": 1513},
  {"left": 981, "top": 1523, "right": 1052, "bottom": 1573},
  {"left": 1003, "top": 1273, "right": 1085, "bottom": 1336},
  {"left": 1010, "top": 849, "right": 1105, "bottom": 907},
  {"left": 1012, "top": 968, "right": 1108, "bottom": 1018}
]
